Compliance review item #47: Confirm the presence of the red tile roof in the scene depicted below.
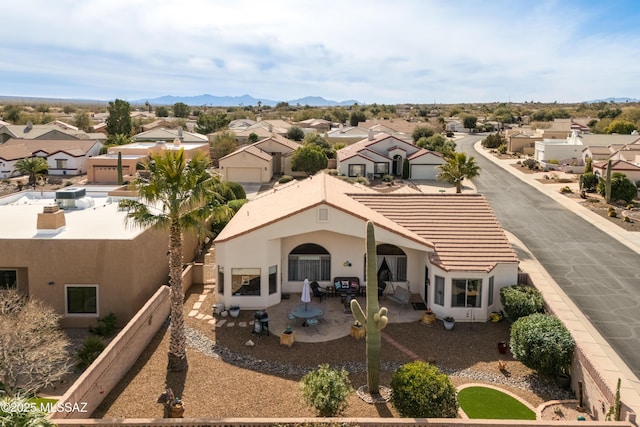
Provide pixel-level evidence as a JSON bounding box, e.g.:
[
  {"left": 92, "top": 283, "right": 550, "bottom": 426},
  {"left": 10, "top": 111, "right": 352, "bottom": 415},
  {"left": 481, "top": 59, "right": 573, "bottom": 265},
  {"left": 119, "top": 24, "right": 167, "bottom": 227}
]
[{"left": 351, "top": 193, "right": 518, "bottom": 272}]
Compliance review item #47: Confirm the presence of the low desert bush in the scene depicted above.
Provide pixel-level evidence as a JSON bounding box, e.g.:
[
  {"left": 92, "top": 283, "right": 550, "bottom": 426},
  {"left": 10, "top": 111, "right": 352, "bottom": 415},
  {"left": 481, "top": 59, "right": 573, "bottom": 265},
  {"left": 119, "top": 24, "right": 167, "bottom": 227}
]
[
  {"left": 76, "top": 336, "right": 106, "bottom": 369},
  {"left": 278, "top": 175, "right": 294, "bottom": 184},
  {"left": 390, "top": 361, "right": 458, "bottom": 418},
  {"left": 500, "top": 285, "right": 545, "bottom": 322},
  {"left": 299, "top": 364, "right": 353, "bottom": 417},
  {"left": 89, "top": 312, "right": 118, "bottom": 337},
  {"left": 510, "top": 313, "right": 575, "bottom": 376}
]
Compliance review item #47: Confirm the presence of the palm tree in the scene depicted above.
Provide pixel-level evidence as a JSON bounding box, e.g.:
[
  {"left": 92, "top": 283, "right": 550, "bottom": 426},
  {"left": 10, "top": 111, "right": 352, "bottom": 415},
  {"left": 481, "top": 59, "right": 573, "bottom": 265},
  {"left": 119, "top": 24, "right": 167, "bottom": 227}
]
[
  {"left": 123, "top": 149, "right": 231, "bottom": 371},
  {"left": 14, "top": 157, "right": 48, "bottom": 186},
  {"left": 437, "top": 152, "right": 480, "bottom": 193}
]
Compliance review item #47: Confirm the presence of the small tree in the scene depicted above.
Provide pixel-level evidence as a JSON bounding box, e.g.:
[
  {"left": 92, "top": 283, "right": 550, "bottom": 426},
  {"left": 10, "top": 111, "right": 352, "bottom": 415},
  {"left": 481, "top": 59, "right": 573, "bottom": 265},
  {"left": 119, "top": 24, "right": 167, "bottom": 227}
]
[
  {"left": 156, "top": 106, "right": 169, "bottom": 117},
  {"left": 500, "top": 285, "right": 545, "bottom": 322},
  {"left": 416, "top": 134, "right": 456, "bottom": 157},
  {"left": 106, "top": 98, "right": 132, "bottom": 136},
  {"left": 286, "top": 126, "right": 305, "bottom": 141},
  {"left": 462, "top": 114, "right": 477, "bottom": 131},
  {"left": 300, "top": 364, "right": 353, "bottom": 417},
  {"left": 14, "top": 157, "right": 48, "bottom": 186},
  {"left": 349, "top": 110, "right": 367, "bottom": 126},
  {"left": 581, "top": 172, "right": 598, "bottom": 192},
  {"left": 412, "top": 125, "right": 435, "bottom": 142},
  {"left": 482, "top": 133, "right": 505, "bottom": 149},
  {"left": 291, "top": 144, "right": 328, "bottom": 175},
  {"left": 510, "top": 313, "right": 575, "bottom": 376},
  {"left": 390, "top": 361, "right": 458, "bottom": 418},
  {"left": 195, "top": 112, "right": 230, "bottom": 134},
  {"left": 74, "top": 110, "right": 92, "bottom": 132},
  {"left": 172, "top": 102, "right": 190, "bottom": 118},
  {"left": 0, "top": 291, "right": 72, "bottom": 397},
  {"left": 437, "top": 152, "right": 480, "bottom": 193},
  {"left": 210, "top": 131, "right": 238, "bottom": 162}
]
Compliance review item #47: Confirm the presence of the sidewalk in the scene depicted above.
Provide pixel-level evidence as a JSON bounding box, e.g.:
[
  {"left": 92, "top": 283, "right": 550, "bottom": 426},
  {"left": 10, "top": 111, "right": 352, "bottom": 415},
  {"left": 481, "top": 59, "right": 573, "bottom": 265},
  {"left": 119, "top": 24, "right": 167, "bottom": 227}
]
[{"left": 474, "top": 141, "right": 640, "bottom": 421}]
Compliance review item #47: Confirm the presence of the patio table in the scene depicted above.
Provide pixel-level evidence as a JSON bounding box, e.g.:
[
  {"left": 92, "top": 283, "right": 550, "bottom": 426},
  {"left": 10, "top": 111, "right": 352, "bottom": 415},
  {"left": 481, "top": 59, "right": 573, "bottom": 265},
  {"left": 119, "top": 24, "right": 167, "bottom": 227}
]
[{"left": 290, "top": 304, "right": 323, "bottom": 320}]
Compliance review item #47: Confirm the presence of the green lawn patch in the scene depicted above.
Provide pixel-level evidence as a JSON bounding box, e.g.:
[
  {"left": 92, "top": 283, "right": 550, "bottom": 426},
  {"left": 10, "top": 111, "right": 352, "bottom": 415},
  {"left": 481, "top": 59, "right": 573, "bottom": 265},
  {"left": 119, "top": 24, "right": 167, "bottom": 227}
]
[{"left": 457, "top": 386, "right": 536, "bottom": 420}]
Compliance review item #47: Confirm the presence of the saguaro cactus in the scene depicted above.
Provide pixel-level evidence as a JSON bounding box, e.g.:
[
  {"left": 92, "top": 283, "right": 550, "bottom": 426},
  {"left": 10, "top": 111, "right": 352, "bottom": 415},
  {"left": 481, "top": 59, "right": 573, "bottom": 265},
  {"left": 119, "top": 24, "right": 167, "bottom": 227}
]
[
  {"left": 117, "top": 151, "right": 124, "bottom": 185},
  {"left": 351, "top": 221, "right": 389, "bottom": 395},
  {"left": 605, "top": 159, "right": 612, "bottom": 204}
]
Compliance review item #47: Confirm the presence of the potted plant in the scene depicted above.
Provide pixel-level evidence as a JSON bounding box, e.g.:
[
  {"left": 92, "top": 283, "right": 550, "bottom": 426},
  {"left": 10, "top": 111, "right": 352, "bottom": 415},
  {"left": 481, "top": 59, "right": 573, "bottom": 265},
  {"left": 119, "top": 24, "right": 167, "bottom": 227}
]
[
  {"left": 350, "top": 320, "right": 365, "bottom": 339},
  {"left": 228, "top": 305, "right": 240, "bottom": 318},
  {"left": 421, "top": 307, "right": 436, "bottom": 325},
  {"left": 443, "top": 316, "right": 455, "bottom": 330}
]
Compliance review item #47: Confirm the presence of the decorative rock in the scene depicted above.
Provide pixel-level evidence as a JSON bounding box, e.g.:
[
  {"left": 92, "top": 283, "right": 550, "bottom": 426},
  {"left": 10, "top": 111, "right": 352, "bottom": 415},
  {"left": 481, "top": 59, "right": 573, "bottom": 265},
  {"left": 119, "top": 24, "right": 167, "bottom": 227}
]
[{"left": 245, "top": 340, "right": 255, "bottom": 347}]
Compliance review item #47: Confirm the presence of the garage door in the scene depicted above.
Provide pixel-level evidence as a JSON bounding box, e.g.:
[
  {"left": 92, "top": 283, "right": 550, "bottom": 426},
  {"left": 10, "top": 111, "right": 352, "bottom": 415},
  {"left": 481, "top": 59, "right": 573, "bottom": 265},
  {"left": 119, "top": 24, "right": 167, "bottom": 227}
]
[
  {"left": 227, "top": 167, "right": 262, "bottom": 183},
  {"left": 93, "top": 166, "right": 117, "bottom": 183},
  {"left": 410, "top": 165, "right": 438, "bottom": 180}
]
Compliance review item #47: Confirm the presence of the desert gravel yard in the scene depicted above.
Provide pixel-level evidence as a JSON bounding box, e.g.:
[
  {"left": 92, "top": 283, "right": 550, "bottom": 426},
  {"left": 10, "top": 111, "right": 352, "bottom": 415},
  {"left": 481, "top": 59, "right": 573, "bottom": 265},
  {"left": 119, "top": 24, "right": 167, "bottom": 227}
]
[{"left": 93, "top": 284, "right": 574, "bottom": 419}]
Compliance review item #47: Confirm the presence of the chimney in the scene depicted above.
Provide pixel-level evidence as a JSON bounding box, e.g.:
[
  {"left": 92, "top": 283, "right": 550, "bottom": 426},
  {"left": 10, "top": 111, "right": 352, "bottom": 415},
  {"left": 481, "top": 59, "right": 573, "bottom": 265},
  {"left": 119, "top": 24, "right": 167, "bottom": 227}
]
[
  {"left": 37, "top": 205, "right": 66, "bottom": 231},
  {"left": 178, "top": 126, "right": 183, "bottom": 141},
  {"left": 368, "top": 129, "right": 374, "bottom": 141},
  {"left": 173, "top": 137, "right": 181, "bottom": 147}
]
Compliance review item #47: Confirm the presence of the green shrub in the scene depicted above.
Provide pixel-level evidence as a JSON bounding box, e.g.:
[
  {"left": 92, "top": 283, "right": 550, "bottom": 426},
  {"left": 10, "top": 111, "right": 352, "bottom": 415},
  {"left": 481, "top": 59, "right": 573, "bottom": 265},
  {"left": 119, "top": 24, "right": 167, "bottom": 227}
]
[
  {"left": 548, "top": 159, "right": 559, "bottom": 165},
  {"left": 76, "top": 336, "right": 106, "bottom": 369},
  {"left": 482, "top": 133, "right": 504, "bottom": 149},
  {"left": 328, "top": 169, "right": 339, "bottom": 176},
  {"left": 510, "top": 313, "right": 575, "bottom": 376},
  {"left": 89, "top": 312, "right": 118, "bottom": 337},
  {"left": 581, "top": 172, "right": 598, "bottom": 191},
  {"left": 278, "top": 175, "right": 294, "bottom": 184},
  {"left": 227, "top": 199, "right": 248, "bottom": 212},
  {"left": 497, "top": 144, "right": 507, "bottom": 155},
  {"left": 597, "top": 173, "right": 638, "bottom": 203},
  {"left": 522, "top": 158, "right": 537, "bottom": 170},
  {"left": 382, "top": 174, "right": 394, "bottom": 182},
  {"left": 559, "top": 186, "right": 572, "bottom": 194},
  {"left": 300, "top": 364, "right": 353, "bottom": 417},
  {"left": 499, "top": 285, "right": 544, "bottom": 322},
  {"left": 390, "top": 361, "right": 458, "bottom": 418},
  {"left": 225, "top": 181, "right": 246, "bottom": 200},
  {"left": 354, "top": 176, "right": 370, "bottom": 186}
]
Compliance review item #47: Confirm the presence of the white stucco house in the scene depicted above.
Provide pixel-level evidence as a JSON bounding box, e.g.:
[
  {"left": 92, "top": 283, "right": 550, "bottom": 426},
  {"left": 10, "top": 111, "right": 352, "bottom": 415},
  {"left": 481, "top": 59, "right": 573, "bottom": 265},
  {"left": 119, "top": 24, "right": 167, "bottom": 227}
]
[
  {"left": 213, "top": 172, "right": 519, "bottom": 322},
  {"left": 336, "top": 132, "right": 445, "bottom": 179},
  {"left": 0, "top": 138, "right": 102, "bottom": 178}
]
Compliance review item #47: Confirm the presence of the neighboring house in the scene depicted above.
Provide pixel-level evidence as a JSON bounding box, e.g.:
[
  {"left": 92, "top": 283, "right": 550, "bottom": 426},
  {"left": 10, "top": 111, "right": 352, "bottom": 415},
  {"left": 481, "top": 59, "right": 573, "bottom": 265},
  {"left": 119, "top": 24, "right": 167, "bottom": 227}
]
[
  {"left": 141, "top": 119, "right": 180, "bottom": 132},
  {"left": 534, "top": 131, "right": 585, "bottom": 167},
  {"left": 252, "top": 134, "right": 302, "bottom": 176},
  {"left": 507, "top": 131, "right": 542, "bottom": 155},
  {"left": 219, "top": 144, "right": 272, "bottom": 184},
  {"left": 0, "top": 187, "right": 199, "bottom": 328},
  {"left": 230, "top": 119, "right": 291, "bottom": 145},
  {"left": 336, "top": 132, "right": 444, "bottom": 179},
  {"left": 133, "top": 127, "right": 208, "bottom": 144},
  {"left": 213, "top": 172, "right": 519, "bottom": 322},
  {"left": 87, "top": 140, "right": 209, "bottom": 184},
  {"left": 326, "top": 125, "right": 370, "bottom": 145},
  {"left": 0, "top": 138, "right": 102, "bottom": 178},
  {"left": 581, "top": 145, "right": 615, "bottom": 162},
  {"left": 297, "top": 118, "right": 332, "bottom": 133},
  {"left": 219, "top": 134, "right": 302, "bottom": 183},
  {"left": 593, "top": 159, "right": 640, "bottom": 183},
  {"left": 228, "top": 119, "right": 257, "bottom": 130},
  {"left": 0, "top": 122, "right": 94, "bottom": 143}
]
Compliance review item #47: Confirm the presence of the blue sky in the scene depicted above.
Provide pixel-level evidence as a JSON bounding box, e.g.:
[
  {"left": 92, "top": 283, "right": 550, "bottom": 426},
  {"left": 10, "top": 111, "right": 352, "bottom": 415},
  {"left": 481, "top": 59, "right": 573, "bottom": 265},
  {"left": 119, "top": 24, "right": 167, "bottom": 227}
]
[{"left": 1, "top": 0, "right": 639, "bottom": 104}]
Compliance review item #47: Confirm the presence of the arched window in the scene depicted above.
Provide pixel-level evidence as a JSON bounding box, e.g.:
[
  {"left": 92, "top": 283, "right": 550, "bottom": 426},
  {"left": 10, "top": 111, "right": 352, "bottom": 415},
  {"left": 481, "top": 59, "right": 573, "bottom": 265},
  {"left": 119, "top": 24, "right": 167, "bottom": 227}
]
[{"left": 288, "top": 243, "right": 331, "bottom": 281}]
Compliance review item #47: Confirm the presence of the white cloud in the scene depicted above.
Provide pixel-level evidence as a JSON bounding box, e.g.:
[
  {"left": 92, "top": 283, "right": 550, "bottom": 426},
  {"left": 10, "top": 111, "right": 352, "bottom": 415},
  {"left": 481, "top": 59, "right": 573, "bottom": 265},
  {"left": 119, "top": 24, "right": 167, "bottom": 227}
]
[{"left": 1, "top": 0, "right": 639, "bottom": 103}]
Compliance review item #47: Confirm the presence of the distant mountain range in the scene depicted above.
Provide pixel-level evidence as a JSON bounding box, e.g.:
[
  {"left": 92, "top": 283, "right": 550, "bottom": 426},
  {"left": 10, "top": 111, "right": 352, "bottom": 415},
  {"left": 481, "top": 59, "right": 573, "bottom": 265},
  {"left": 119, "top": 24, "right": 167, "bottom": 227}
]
[
  {"left": 132, "top": 94, "right": 361, "bottom": 107},
  {"left": 587, "top": 97, "right": 639, "bottom": 103}
]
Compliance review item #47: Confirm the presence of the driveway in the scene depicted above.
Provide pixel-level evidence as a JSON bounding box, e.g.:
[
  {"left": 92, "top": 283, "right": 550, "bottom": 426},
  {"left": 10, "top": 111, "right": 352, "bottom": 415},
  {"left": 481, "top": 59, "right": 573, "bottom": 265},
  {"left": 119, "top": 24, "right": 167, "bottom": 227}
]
[{"left": 457, "top": 135, "right": 640, "bottom": 380}]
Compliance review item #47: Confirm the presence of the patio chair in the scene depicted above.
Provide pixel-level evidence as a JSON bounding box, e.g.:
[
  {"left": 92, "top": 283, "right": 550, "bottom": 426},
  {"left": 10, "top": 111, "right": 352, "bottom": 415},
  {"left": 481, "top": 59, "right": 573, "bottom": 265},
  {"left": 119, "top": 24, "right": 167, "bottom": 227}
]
[{"left": 310, "top": 281, "right": 326, "bottom": 302}]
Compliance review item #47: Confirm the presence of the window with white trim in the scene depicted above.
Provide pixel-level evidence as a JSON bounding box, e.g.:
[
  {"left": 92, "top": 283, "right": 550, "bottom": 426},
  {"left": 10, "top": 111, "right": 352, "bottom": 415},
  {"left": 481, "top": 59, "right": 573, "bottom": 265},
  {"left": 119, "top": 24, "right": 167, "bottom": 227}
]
[
  {"left": 65, "top": 285, "right": 98, "bottom": 316},
  {"left": 451, "top": 278, "right": 482, "bottom": 308},
  {"left": 434, "top": 275, "right": 445, "bottom": 306}
]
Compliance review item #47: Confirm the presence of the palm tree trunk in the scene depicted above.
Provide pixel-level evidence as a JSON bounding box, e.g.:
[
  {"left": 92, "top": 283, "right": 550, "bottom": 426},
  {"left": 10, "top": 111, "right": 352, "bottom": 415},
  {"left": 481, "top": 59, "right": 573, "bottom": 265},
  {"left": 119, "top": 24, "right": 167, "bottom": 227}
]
[{"left": 167, "top": 219, "right": 188, "bottom": 372}]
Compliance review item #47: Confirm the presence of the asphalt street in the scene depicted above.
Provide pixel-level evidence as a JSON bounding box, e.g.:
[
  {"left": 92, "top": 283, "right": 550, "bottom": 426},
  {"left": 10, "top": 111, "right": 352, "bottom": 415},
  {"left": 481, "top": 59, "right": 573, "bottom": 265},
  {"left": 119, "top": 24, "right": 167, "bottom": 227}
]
[{"left": 457, "top": 135, "right": 640, "bottom": 379}]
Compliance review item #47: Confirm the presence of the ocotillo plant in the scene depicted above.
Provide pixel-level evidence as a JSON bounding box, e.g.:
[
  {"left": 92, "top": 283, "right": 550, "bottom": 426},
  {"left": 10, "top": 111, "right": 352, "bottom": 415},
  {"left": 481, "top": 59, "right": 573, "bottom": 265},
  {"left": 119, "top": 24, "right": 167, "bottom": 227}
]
[
  {"left": 351, "top": 221, "right": 389, "bottom": 395},
  {"left": 605, "top": 158, "right": 612, "bottom": 204}
]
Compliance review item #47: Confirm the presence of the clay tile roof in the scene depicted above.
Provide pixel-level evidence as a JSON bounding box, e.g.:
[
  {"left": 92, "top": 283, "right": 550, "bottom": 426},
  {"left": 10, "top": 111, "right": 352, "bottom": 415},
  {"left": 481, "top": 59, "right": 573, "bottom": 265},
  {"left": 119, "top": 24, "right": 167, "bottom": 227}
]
[
  {"left": 351, "top": 193, "right": 518, "bottom": 272},
  {"left": 220, "top": 144, "right": 271, "bottom": 162}
]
